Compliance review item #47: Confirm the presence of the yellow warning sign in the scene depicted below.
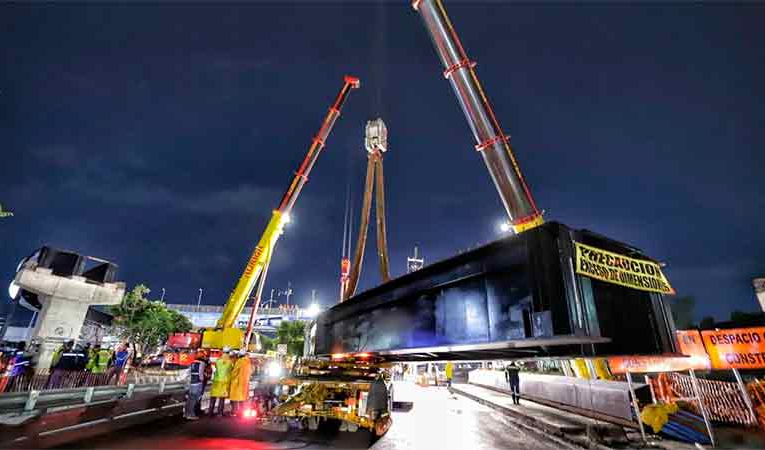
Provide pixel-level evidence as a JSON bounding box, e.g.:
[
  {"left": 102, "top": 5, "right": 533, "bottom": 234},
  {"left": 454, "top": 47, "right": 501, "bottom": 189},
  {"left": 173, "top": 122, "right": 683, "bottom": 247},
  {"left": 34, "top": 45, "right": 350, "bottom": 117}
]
[{"left": 574, "top": 242, "right": 674, "bottom": 295}]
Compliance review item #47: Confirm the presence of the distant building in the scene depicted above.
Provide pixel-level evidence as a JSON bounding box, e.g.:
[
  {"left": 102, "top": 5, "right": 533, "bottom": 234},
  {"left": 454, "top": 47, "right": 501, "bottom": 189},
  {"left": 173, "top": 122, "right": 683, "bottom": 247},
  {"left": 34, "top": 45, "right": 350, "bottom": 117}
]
[
  {"left": 165, "top": 304, "right": 311, "bottom": 333},
  {"left": 754, "top": 277, "right": 765, "bottom": 312}
]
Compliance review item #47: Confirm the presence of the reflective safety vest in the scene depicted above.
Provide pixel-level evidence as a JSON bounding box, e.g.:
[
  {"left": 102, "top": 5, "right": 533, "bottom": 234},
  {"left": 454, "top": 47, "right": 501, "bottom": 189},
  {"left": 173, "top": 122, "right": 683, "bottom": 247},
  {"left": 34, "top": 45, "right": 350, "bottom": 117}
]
[
  {"left": 51, "top": 346, "right": 65, "bottom": 368},
  {"left": 229, "top": 357, "right": 252, "bottom": 402},
  {"left": 87, "top": 350, "right": 112, "bottom": 374},
  {"left": 210, "top": 356, "right": 233, "bottom": 398},
  {"left": 56, "top": 351, "right": 86, "bottom": 371}
]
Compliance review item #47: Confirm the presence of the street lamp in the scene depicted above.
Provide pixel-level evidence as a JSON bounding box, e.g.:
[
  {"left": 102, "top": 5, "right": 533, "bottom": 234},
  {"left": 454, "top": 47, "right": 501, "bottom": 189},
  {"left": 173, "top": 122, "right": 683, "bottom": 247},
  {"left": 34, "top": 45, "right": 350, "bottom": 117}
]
[
  {"left": 267, "top": 361, "right": 282, "bottom": 378},
  {"left": 8, "top": 281, "right": 19, "bottom": 300},
  {"left": 306, "top": 303, "right": 321, "bottom": 318},
  {"left": 196, "top": 288, "right": 203, "bottom": 312}
]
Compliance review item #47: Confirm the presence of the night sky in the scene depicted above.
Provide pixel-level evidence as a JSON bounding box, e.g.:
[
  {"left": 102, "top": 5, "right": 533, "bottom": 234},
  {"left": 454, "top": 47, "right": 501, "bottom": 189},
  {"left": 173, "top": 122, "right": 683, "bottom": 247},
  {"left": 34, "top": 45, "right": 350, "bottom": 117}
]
[{"left": 2, "top": 2, "right": 763, "bottom": 321}]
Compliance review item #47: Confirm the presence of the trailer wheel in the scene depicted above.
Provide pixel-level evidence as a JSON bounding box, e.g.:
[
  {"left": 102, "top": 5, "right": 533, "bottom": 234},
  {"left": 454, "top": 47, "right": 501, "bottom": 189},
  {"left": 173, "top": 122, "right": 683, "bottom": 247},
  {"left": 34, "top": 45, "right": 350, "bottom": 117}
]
[{"left": 317, "top": 418, "right": 341, "bottom": 435}]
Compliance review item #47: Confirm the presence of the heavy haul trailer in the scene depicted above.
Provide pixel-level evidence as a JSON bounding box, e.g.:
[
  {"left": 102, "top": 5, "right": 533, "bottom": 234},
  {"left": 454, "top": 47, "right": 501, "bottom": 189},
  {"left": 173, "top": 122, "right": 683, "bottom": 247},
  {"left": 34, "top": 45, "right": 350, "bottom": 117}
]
[
  {"left": 269, "top": 356, "right": 393, "bottom": 437},
  {"left": 310, "top": 221, "right": 677, "bottom": 361}
]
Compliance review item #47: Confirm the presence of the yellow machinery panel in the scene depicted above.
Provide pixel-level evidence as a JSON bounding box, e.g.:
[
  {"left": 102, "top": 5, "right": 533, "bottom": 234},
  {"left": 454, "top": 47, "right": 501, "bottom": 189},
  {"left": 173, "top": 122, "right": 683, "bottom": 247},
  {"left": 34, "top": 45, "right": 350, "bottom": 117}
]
[{"left": 202, "top": 328, "right": 245, "bottom": 350}]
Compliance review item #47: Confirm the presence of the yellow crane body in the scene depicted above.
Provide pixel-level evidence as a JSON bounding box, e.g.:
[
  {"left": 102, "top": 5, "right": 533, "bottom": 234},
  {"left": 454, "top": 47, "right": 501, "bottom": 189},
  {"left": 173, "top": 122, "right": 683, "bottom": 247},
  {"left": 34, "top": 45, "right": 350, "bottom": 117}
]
[
  {"left": 202, "top": 210, "right": 286, "bottom": 349},
  {"left": 200, "top": 76, "right": 360, "bottom": 350}
]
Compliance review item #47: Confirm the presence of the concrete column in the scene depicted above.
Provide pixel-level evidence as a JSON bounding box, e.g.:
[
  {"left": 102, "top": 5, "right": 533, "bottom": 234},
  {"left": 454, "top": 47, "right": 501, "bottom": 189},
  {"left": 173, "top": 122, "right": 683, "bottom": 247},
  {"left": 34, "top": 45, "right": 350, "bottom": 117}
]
[{"left": 14, "top": 267, "right": 125, "bottom": 373}]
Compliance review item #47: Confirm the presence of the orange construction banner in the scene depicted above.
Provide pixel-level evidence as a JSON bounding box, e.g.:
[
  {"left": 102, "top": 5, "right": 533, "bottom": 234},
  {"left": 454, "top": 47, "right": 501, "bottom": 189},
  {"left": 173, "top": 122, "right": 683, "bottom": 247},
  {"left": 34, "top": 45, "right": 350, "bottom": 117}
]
[
  {"left": 607, "top": 355, "right": 709, "bottom": 374},
  {"left": 676, "top": 330, "right": 709, "bottom": 359},
  {"left": 701, "top": 327, "right": 765, "bottom": 370}
]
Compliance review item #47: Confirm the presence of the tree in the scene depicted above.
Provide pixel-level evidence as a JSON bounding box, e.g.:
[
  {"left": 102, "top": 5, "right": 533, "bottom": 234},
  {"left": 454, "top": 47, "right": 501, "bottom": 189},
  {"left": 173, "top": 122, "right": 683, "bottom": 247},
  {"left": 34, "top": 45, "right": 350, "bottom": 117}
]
[
  {"left": 258, "top": 334, "right": 276, "bottom": 352},
  {"left": 728, "top": 310, "right": 765, "bottom": 327},
  {"left": 669, "top": 296, "right": 696, "bottom": 329},
  {"left": 275, "top": 320, "right": 306, "bottom": 356},
  {"left": 167, "top": 308, "right": 193, "bottom": 334},
  {"left": 699, "top": 316, "right": 716, "bottom": 330},
  {"left": 111, "top": 284, "right": 193, "bottom": 359}
]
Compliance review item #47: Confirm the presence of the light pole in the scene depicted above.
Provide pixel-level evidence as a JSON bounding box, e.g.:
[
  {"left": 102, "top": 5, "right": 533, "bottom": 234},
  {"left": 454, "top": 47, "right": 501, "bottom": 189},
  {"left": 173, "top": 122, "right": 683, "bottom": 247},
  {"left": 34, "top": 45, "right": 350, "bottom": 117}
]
[
  {"left": 283, "top": 282, "right": 293, "bottom": 306},
  {"left": 160, "top": 288, "right": 166, "bottom": 302},
  {"left": 25, "top": 311, "right": 37, "bottom": 342},
  {"left": 196, "top": 288, "right": 203, "bottom": 312}
]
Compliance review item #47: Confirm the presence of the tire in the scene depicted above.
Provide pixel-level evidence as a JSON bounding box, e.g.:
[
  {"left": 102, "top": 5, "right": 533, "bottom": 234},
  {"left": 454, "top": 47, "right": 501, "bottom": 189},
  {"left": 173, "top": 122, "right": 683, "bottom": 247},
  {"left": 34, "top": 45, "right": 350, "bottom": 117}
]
[{"left": 317, "top": 417, "right": 342, "bottom": 435}]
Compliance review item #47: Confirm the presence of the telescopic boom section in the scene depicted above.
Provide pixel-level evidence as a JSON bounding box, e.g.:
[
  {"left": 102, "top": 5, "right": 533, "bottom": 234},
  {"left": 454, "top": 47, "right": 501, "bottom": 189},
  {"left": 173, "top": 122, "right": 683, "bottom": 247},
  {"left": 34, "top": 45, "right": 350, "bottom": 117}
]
[
  {"left": 412, "top": 0, "right": 543, "bottom": 233},
  {"left": 216, "top": 76, "right": 360, "bottom": 329}
]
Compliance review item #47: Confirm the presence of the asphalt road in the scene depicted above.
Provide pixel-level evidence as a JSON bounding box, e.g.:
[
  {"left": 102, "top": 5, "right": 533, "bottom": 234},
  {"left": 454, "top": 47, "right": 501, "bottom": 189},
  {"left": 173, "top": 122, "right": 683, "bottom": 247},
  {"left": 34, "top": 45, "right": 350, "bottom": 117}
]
[{"left": 58, "top": 384, "right": 563, "bottom": 450}]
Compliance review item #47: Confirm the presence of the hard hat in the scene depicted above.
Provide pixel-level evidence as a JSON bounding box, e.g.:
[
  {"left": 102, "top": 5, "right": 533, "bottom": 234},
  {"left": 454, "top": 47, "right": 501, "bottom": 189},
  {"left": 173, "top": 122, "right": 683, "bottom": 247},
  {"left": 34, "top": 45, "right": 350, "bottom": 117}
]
[
  {"left": 229, "top": 349, "right": 238, "bottom": 355},
  {"left": 238, "top": 349, "right": 247, "bottom": 356},
  {"left": 222, "top": 346, "right": 231, "bottom": 352}
]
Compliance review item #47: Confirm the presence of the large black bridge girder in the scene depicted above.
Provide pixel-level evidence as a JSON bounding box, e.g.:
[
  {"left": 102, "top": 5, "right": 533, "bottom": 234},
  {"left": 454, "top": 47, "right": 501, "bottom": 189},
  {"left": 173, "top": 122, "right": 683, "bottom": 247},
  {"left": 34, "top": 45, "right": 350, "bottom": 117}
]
[{"left": 311, "top": 222, "right": 677, "bottom": 361}]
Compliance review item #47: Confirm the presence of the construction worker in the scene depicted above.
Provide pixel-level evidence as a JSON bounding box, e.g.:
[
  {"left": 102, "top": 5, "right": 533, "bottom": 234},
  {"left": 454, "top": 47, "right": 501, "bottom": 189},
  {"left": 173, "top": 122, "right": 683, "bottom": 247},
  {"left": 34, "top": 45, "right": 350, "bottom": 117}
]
[
  {"left": 3, "top": 342, "right": 32, "bottom": 392},
  {"left": 229, "top": 349, "right": 252, "bottom": 416},
  {"left": 196, "top": 354, "right": 212, "bottom": 417},
  {"left": 86, "top": 344, "right": 112, "bottom": 377},
  {"left": 46, "top": 340, "right": 74, "bottom": 389},
  {"left": 504, "top": 361, "right": 521, "bottom": 405},
  {"left": 366, "top": 372, "right": 390, "bottom": 421},
  {"left": 185, "top": 354, "right": 206, "bottom": 421},
  {"left": 445, "top": 361, "right": 454, "bottom": 388},
  {"left": 208, "top": 347, "right": 234, "bottom": 416},
  {"left": 226, "top": 350, "right": 239, "bottom": 415},
  {"left": 107, "top": 343, "right": 130, "bottom": 385},
  {"left": 50, "top": 341, "right": 68, "bottom": 369},
  {"left": 47, "top": 342, "right": 86, "bottom": 389},
  {"left": 83, "top": 343, "right": 93, "bottom": 368}
]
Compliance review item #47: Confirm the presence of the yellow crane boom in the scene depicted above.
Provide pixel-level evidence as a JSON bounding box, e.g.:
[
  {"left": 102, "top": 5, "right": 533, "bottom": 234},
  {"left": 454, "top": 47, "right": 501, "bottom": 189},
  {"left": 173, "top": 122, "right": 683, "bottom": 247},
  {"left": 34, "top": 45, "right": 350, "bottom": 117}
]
[{"left": 202, "top": 76, "right": 360, "bottom": 349}]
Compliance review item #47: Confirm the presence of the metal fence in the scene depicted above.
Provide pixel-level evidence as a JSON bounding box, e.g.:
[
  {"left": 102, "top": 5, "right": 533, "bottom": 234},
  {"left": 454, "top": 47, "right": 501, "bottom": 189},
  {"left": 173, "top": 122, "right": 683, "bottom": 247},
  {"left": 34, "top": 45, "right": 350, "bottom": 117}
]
[
  {"left": 746, "top": 379, "right": 765, "bottom": 429},
  {"left": 0, "top": 371, "right": 114, "bottom": 393},
  {"left": 0, "top": 367, "right": 189, "bottom": 396},
  {"left": 652, "top": 372, "right": 759, "bottom": 427}
]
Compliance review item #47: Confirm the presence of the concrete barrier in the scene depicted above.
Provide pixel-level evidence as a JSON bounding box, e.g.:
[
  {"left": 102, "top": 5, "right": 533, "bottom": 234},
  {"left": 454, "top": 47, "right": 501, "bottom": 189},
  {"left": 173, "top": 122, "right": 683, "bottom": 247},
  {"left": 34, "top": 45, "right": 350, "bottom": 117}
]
[{"left": 468, "top": 369, "right": 650, "bottom": 423}]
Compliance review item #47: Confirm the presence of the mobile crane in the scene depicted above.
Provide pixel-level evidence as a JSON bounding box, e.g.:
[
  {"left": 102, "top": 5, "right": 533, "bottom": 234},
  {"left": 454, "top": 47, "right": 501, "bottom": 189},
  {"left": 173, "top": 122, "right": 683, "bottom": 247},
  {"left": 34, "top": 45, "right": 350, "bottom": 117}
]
[
  {"left": 200, "top": 76, "right": 360, "bottom": 350},
  {"left": 267, "top": 0, "right": 548, "bottom": 436},
  {"left": 413, "top": 0, "right": 544, "bottom": 234}
]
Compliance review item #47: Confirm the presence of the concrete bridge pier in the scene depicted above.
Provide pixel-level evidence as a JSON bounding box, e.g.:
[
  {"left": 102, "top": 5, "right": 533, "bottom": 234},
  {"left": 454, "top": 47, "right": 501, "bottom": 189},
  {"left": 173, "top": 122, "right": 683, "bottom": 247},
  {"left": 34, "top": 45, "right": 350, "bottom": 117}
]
[{"left": 14, "top": 266, "right": 125, "bottom": 373}]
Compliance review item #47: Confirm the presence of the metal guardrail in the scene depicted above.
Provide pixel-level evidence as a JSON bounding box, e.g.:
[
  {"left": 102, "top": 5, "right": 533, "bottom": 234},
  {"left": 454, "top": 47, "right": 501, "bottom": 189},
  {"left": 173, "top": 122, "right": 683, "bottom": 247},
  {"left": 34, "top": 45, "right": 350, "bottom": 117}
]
[
  {"left": 0, "top": 380, "right": 188, "bottom": 448},
  {"left": 0, "top": 381, "right": 186, "bottom": 415}
]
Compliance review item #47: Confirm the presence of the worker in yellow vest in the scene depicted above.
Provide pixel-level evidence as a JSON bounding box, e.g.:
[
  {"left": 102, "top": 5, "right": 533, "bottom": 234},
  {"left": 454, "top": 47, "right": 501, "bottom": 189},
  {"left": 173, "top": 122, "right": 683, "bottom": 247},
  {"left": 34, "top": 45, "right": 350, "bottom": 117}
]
[
  {"left": 86, "top": 345, "right": 112, "bottom": 375},
  {"left": 229, "top": 350, "right": 252, "bottom": 416},
  {"left": 445, "top": 361, "right": 454, "bottom": 388},
  {"left": 208, "top": 348, "right": 234, "bottom": 416}
]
